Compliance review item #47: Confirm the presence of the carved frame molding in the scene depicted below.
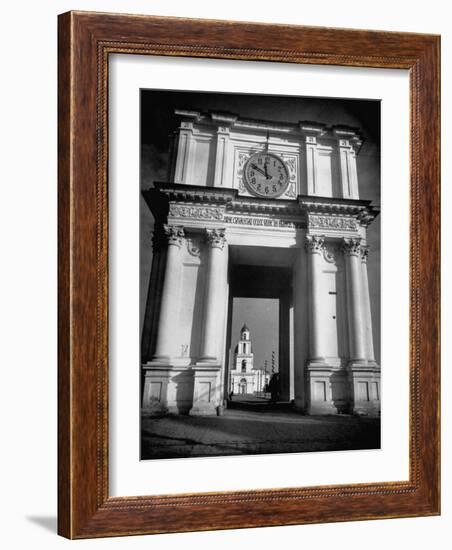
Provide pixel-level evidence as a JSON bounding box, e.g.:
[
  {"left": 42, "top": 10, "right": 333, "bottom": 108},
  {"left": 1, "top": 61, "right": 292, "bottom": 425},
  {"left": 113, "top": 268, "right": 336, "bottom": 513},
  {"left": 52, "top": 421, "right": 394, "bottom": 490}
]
[{"left": 58, "top": 11, "right": 440, "bottom": 539}]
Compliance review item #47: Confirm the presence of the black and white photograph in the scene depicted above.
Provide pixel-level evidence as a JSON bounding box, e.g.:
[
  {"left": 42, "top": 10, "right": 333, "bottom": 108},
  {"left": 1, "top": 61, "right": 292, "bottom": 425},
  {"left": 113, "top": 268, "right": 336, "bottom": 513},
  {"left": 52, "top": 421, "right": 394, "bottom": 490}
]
[
  {"left": 140, "top": 90, "right": 381, "bottom": 460},
  {"left": 1, "top": 0, "right": 445, "bottom": 546}
]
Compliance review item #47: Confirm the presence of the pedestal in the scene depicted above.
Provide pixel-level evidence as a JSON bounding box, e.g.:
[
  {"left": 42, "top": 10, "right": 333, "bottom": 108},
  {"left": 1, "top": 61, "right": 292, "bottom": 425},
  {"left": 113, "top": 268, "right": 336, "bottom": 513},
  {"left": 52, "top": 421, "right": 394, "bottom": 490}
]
[
  {"left": 347, "top": 362, "right": 381, "bottom": 417},
  {"left": 190, "top": 364, "right": 221, "bottom": 416},
  {"left": 306, "top": 361, "right": 348, "bottom": 415},
  {"left": 142, "top": 364, "right": 194, "bottom": 416}
]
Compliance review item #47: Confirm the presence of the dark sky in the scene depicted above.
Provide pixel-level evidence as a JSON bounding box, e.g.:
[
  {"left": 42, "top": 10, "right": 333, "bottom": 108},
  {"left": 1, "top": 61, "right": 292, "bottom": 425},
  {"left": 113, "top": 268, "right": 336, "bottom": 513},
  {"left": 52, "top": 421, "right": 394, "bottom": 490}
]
[{"left": 140, "top": 89, "right": 381, "bottom": 366}]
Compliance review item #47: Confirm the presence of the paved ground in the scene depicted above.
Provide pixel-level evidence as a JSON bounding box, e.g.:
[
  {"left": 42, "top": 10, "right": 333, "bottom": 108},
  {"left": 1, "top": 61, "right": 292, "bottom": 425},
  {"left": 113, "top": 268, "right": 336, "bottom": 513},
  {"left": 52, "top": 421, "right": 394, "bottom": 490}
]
[{"left": 141, "top": 395, "right": 380, "bottom": 460}]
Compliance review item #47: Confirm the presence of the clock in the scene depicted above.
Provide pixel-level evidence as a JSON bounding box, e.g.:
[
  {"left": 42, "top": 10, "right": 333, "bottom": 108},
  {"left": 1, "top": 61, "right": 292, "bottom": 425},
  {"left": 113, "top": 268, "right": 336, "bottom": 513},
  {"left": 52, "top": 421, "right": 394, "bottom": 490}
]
[{"left": 243, "top": 152, "right": 290, "bottom": 198}]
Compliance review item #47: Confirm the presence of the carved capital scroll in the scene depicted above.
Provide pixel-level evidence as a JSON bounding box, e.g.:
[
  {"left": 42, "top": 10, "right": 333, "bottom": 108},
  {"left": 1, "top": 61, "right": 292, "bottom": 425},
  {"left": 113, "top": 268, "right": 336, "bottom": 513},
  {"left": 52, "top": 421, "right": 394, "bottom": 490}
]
[
  {"left": 342, "top": 237, "right": 362, "bottom": 257},
  {"left": 305, "top": 234, "right": 325, "bottom": 254},
  {"left": 206, "top": 228, "right": 226, "bottom": 250},
  {"left": 163, "top": 224, "right": 185, "bottom": 247}
]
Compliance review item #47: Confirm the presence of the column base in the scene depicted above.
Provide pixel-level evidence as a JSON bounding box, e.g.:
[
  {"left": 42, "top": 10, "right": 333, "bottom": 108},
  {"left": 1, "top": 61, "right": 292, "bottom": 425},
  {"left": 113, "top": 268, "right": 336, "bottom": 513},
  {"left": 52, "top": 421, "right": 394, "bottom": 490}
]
[
  {"left": 190, "top": 364, "right": 221, "bottom": 416},
  {"left": 347, "top": 361, "right": 381, "bottom": 417},
  {"left": 306, "top": 360, "right": 349, "bottom": 415},
  {"left": 141, "top": 363, "right": 194, "bottom": 416}
]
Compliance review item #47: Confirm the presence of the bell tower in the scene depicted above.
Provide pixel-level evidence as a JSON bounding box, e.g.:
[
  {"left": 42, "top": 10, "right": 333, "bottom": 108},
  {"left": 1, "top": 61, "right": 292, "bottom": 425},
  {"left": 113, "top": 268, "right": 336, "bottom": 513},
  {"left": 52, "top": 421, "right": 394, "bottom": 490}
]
[{"left": 234, "top": 324, "right": 254, "bottom": 372}]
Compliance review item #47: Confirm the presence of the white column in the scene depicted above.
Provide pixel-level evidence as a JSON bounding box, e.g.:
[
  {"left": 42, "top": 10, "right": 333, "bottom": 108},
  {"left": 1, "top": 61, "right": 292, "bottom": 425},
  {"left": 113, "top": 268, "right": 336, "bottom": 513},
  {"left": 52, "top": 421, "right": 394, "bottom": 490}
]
[
  {"left": 151, "top": 225, "right": 184, "bottom": 362},
  {"left": 343, "top": 238, "right": 367, "bottom": 361},
  {"left": 305, "top": 235, "right": 326, "bottom": 362},
  {"left": 198, "top": 228, "right": 227, "bottom": 362},
  {"left": 360, "top": 245, "right": 376, "bottom": 362}
]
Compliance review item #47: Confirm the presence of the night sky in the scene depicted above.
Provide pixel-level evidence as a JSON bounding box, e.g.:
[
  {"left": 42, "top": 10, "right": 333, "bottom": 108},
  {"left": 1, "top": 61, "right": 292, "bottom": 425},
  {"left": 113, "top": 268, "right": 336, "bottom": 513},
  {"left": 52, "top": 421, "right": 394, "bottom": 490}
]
[{"left": 140, "top": 89, "right": 381, "bottom": 368}]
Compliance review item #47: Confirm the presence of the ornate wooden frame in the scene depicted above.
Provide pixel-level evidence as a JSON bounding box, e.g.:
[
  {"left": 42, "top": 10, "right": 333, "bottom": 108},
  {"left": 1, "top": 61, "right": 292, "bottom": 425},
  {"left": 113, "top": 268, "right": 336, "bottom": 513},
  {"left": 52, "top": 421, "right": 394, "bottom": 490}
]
[{"left": 58, "top": 11, "right": 440, "bottom": 539}]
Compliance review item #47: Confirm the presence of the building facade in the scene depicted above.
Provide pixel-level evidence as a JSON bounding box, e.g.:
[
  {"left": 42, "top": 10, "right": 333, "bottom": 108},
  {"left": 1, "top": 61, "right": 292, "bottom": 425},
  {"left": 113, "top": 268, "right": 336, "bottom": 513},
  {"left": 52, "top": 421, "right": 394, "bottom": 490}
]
[
  {"left": 141, "top": 109, "right": 380, "bottom": 417},
  {"left": 230, "top": 324, "right": 268, "bottom": 396}
]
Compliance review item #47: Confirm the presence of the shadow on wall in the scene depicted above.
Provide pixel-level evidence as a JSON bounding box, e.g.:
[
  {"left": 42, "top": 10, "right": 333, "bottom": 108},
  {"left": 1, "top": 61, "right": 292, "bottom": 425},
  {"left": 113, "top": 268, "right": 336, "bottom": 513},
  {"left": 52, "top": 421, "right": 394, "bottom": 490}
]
[{"left": 25, "top": 516, "right": 57, "bottom": 534}]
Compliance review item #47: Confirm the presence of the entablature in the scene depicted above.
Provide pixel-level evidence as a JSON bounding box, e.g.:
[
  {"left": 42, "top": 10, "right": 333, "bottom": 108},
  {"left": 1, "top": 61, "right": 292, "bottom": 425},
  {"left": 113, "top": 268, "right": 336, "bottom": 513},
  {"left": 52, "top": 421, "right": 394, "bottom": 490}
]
[{"left": 143, "top": 182, "right": 379, "bottom": 239}]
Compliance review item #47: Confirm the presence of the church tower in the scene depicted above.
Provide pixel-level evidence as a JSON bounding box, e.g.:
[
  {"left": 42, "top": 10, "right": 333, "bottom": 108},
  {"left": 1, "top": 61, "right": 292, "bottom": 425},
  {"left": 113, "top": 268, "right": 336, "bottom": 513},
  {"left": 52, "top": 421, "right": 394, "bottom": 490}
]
[
  {"left": 235, "top": 324, "right": 254, "bottom": 373},
  {"left": 230, "top": 325, "right": 267, "bottom": 395}
]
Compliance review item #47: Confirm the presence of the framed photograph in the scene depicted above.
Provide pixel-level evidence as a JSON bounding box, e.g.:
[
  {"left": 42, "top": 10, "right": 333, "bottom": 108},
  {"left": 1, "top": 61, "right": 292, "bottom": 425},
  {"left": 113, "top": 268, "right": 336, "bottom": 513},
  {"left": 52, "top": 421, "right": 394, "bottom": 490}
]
[{"left": 58, "top": 11, "right": 440, "bottom": 538}]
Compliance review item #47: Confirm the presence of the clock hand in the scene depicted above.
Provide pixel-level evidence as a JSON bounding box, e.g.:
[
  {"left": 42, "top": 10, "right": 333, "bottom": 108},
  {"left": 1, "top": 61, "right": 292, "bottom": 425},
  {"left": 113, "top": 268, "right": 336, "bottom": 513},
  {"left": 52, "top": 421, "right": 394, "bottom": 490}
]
[{"left": 251, "top": 163, "right": 266, "bottom": 176}]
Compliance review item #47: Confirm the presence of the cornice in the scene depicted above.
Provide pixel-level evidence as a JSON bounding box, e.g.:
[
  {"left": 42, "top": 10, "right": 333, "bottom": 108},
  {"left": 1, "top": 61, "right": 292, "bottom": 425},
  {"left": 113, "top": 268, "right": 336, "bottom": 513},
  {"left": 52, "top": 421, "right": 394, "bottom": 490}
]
[
  {"left": 146, "top": 183, "right": 380, "bottom": 226},
  {"left": 155, "top": 182, "right": 236, "bottom": 204},
  {"left": 299, "top": 195, "right": 380, "bottom": 221},
  {"left": 174, "top": 109, "right": 364, "bottom": 148}
]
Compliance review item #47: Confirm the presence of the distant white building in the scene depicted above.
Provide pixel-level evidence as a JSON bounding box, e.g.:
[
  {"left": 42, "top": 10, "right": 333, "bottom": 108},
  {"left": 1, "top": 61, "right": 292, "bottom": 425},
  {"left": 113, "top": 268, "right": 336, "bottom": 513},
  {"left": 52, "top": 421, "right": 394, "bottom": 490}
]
[{"left": 230, "top": 324, "right": 269, "bottom": 395}]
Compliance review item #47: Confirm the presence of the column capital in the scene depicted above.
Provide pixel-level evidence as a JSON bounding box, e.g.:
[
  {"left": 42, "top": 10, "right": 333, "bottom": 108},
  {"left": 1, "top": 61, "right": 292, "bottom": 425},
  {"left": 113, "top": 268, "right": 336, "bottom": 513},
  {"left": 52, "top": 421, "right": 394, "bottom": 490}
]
[
  {"left": 206, "top": 228, "right": 226, "bottom": 250},
  {"left": 342, "top": 237, "right": 362, "bottom": 257},
  {"left": 305, "top": 234, "right": 325, "bottom": 254},
  {"left": 216, "top": 125, "right": 231, "bottom": 135},
  {"left": 163, "top": 224, "right": 185, "bottom": 247},
  {"left": 360, "top": 244, "right": 369, "bottom": 263}
]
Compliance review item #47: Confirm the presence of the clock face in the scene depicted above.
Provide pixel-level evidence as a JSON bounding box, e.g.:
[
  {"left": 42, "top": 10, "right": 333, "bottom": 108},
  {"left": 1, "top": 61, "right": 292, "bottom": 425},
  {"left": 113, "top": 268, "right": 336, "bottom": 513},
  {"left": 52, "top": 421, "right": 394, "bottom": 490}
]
[{"left": 243, "top": 152, "right": 290, "bottom": 198}]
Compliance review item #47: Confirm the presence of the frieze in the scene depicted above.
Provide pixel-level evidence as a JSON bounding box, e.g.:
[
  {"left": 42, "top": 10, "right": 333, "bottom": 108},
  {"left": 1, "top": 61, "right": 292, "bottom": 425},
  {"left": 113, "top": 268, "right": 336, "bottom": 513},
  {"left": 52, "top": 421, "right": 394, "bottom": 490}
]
[
  {"left": 223, "top": 215, "right": 303, "bottom": 229},
  {"left": 169, "top": 204, "right": 224, "bottom": 221},
  {"left": 308, "top": 215, "right": 357, "bottom": 231}
]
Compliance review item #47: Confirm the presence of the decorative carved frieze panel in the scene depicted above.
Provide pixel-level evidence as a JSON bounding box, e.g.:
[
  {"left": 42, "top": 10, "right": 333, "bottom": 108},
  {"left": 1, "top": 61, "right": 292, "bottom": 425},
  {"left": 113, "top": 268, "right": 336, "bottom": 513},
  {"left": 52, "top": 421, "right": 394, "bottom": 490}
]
[
  {"left": 308, "top": 214, "right": 357, "bottom": 231},
  {"left": 169, "top": 204, "right": 224, "bottom": 221}
]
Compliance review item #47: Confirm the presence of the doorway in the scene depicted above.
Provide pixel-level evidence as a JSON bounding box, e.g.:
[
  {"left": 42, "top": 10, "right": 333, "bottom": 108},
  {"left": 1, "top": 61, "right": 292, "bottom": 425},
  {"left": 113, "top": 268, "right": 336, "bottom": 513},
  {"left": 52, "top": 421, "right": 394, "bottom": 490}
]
[{"left": 224, "top": 252, "right": 294, "bottom": 405}]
